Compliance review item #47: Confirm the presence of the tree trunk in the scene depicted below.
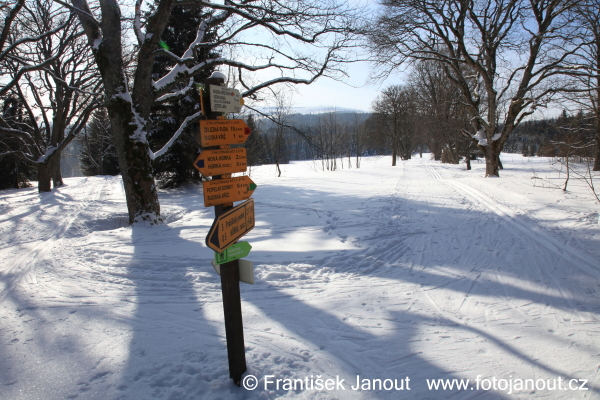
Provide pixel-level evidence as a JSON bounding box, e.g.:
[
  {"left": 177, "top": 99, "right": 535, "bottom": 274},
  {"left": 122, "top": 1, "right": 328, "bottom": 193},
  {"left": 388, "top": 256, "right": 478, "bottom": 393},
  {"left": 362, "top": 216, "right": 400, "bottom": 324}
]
[
  {"left": 106, "top": 96, "right": 161, "bottom": 224},
  {"left": 52, "top": 154, "right": 64, "bottom": 187},
  {"left": 392, "top": 148, "right": 397, "bottom": 166},
  {"left": 484, "top": 142, "right": 501, "bottom": 177},
  {"left": 594, "top": 123, "right": 600, "bottom": 171},
  {"left": 72, "top": 0, "right": 165, "bottom": 225},
  {"left": 38, "top": 162, "right": 52, "bottom": 192}
]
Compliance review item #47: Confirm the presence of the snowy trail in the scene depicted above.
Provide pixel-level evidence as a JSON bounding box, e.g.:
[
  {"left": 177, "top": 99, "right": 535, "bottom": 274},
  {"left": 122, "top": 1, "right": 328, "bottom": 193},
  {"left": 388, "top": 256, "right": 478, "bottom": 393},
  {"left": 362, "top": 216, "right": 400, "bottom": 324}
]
[
  {"left": 428, "top": 166, "right": 600, "bottom": 280},
  {"left": 1, "top": 156, "right": 599, "bottom": 400},
  {"left": 0, "top": 177, "right": 114, "bottom": 303}
]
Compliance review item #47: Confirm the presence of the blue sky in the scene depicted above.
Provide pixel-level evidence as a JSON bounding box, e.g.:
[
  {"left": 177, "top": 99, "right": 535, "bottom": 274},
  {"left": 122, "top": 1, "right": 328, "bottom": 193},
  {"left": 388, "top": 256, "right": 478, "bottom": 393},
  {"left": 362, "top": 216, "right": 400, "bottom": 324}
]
[{"left": 283, "top": 61, "right": 402, "bottom": 113}]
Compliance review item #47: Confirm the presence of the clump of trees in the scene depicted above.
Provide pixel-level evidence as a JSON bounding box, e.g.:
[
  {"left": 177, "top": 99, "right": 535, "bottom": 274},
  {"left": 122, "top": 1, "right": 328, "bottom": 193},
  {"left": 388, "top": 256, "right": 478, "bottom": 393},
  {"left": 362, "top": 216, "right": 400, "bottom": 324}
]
[
  {"left": 79, "top": 108, "right": 119, "bottom": 176},
  {"left": 1, "top": 0, "right": 101, "bottom": 191},
  {"left": 368, "top": 0, "right": 593, "bottom": 177}
]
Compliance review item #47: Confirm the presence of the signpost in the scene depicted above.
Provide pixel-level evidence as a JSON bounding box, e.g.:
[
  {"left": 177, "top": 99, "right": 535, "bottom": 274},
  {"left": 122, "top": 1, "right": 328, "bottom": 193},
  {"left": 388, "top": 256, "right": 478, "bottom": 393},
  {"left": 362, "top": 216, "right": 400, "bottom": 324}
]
[
  {"left": 199, "top": 119, "right": 251, "bottom": 147},
  {"left": 195, "top": 72, "right": 255, "bottom": 386},
  {"left": 193, "top": 148, "right": 247, "bottom": 176},
  {"left": 209, "top": 84, "right": 243, "bottom": 113},
  {"left": 206, "top": 199, "right": 255, "bottom": 253},
  {"left": 202, "top": 176, "right": 256, "bottom": 207}
]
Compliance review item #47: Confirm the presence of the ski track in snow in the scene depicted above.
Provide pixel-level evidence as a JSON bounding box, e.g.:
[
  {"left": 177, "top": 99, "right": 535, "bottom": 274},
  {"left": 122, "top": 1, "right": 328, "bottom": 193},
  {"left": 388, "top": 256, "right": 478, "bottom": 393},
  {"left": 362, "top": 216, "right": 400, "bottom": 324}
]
[
  {"left": 0, "top": 177, "right": 114, "bottom": 303},
  {"left": 1, "top": 156, "right": 599, "bottom": 400}
]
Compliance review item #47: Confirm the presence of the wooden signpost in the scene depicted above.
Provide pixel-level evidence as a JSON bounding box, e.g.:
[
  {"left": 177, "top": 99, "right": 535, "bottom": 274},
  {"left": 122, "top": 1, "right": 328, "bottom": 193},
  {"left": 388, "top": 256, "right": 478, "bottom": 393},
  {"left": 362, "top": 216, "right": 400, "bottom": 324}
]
[
  {"left": 196, "top": 72, "right": 255, "bottom": 386},
  {"left": 202, "top": 176, "right": 256, "bottom": 208},
  {"left": 199, "top": 119, "right": 251, "bottom": 147},
  {"left": 206, "top": 199, "right": 255, "bottom": 253},
  {"left": 193, "top": 148, "right": 247, "bottom": 176}
]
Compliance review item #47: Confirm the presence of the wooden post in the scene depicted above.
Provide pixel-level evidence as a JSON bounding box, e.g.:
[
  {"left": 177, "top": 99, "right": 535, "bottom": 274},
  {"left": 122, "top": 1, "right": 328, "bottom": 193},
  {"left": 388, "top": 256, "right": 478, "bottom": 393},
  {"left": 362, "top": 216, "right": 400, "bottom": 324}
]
[
  {"left": 203, "top": 76, "right": 247, "bottom": 385},
  {"left": 218, "top": 251, "right": 247, "bottom": 384}
]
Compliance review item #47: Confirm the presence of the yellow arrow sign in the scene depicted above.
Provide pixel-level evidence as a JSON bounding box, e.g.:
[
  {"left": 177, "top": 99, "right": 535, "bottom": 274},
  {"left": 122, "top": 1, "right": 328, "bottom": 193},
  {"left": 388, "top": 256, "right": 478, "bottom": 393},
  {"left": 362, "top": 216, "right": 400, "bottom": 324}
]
[
  {"left": 199, "top": 119, "right": 251, "bottom": 147},
  {"left": 202, "top": 176, "right": 257, "bottom": 207},
  {"left": 193, "top": 148, "right": 247, "bottom": 176},
  {"left": 206, "top": 199, "right": 255, "bottom": 253}
]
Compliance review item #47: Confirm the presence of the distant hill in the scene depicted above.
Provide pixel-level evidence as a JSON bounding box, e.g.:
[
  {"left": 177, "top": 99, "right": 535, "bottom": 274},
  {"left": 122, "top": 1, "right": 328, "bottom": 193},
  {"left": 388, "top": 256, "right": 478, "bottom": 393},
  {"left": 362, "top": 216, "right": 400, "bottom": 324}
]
[
  {"left": 251, "top": 108, "right": 371, "bottom": 129},
  {"left": 256, "top": 106, "right": 369, "bottom": 115}
]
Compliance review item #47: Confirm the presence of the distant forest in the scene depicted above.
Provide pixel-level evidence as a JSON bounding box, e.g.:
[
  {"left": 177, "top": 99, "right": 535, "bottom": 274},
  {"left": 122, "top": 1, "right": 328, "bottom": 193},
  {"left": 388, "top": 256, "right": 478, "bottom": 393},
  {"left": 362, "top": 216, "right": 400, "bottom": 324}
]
[{"left": 52, "top": 108, "right": 599, "bottom": 183}]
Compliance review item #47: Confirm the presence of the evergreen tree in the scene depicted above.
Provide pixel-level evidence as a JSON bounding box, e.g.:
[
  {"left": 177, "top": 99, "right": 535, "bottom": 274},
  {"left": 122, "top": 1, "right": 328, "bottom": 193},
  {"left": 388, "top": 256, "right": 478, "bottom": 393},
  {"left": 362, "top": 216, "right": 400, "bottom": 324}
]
[
  {"left": 245, "top": 114, "right": 272, "bottom": 166},
  {"left": 0, "top": 96, "right": 36, "bottom": 190},
  {"left": 79, "top": 108, "right": 120, "bottom": 176},
  {"left": 148, "top": 4, "right": 218, "bottom": 188}
]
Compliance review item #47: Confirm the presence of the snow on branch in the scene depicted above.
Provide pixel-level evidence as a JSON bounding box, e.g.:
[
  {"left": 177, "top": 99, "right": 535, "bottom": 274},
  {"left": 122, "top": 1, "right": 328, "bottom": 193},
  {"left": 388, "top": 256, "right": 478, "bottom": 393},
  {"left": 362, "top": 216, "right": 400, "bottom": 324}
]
[
  {"left": 151, "top": 9, "right": 229, "bottom": 94},
  {"left": 155, "top": 79, "right": 194, "bottom": 103},
  {"left": 151, "top": 110, "right": 202, "bottom": 160}
]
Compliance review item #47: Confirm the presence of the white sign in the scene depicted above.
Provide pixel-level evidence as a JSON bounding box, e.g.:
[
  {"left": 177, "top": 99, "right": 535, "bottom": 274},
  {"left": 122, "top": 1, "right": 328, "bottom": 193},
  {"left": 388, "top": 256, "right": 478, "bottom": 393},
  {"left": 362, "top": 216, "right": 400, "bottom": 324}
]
[
  {"left": 209, "top": 85, "right": 243, "bottom": 113},
  {"left": 212, "top": 259, "right": 254, "bottom": 285}
]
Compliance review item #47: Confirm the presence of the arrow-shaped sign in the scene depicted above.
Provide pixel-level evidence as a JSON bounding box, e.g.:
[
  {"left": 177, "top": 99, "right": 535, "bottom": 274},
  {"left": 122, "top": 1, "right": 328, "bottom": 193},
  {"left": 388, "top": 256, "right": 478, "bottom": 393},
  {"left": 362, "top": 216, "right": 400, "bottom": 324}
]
[
  {"left": 199, "top": 119, "right": 251, "bottom": 147},
  {"left": 194, "top": 148, "right": 247, "bottom": 176},
  {"left": 203, "top": 176, "right": 257, "bottom": 207},
  {"left": 214, "top": 241, "right": 252, "bottom": 264},
  {"left": 206, "top": 199, "right": 255, "bottom": 253}
]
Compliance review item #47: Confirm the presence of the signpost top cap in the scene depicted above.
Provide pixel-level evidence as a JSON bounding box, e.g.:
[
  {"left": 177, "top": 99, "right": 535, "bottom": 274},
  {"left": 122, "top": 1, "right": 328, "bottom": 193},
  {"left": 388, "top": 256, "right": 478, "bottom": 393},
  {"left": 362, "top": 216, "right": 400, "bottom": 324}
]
[{"left": 210, "top": 71, "right": 227, "bottom": 81}]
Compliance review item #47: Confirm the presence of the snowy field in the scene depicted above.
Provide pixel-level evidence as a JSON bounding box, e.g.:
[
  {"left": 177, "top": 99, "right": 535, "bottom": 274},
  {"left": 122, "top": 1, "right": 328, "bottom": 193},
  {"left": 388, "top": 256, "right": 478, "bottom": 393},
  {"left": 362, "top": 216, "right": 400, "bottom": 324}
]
[{"left": 1, "top": 154, "right": 599, "bottom": 400}]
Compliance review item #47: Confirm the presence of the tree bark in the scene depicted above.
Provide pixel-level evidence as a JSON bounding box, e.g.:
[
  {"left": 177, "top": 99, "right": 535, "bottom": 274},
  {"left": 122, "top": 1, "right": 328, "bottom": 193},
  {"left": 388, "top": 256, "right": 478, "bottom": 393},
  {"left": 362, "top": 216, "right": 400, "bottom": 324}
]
[
  {"left": 484, "top": 142, "right": 501, "bottom": 177},
  {"left": 594, "top": 116, "right": 600, "bottom": 171},
  {"left": 38, "top": 160, "right": 52, "bottom": 192},
  {"left": 106, "top": 95, "right": 161, "bottom": 224},
  {"left": 51, "top": 155, "right": 63, "bottom": 187}
]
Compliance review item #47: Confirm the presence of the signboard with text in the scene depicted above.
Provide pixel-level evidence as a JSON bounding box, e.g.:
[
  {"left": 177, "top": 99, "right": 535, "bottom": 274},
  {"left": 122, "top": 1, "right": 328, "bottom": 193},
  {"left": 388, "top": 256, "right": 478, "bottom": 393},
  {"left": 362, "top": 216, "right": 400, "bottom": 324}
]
[
  {"left": 202, "top": 176, "right": 256, "bottom": 207},
  {"left": 209, "top": 85, "right": 243, "bottom": 114},
  {"left": 206, "top": 199, "right": 255, "bottom": 253},
  {"left": 194, "top": 148, "right": 247, "bottom": 176},
  {"left": 199, "top": 119, "right": 251, "bottom": 147}
]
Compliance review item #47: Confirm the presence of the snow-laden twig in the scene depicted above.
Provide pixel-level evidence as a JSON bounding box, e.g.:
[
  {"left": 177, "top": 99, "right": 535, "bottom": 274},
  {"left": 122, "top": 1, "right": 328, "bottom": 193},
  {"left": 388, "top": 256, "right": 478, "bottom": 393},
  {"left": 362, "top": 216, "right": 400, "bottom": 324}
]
[
  {"left": 151, "top": 111, "right": 202, "bottom": 160},
  {"left": 155, "top": 79, "right": 194, "bottom": 103},
  {"left": 152, "top": 10, "right": 228, "bottom": 93}
]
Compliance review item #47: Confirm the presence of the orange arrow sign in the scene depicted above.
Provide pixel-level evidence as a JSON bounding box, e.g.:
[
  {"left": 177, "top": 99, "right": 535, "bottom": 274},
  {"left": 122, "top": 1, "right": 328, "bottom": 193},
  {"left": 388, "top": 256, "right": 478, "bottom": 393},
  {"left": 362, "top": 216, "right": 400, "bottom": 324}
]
[
  {"left": 206, "top": 199, "right": 255, "bottom": 253},
  {"left": 203, "top": 176, "right": 257, "bottom": 207},
  {"left": 193, "top": 148, "right": 247, "bottom": 176},
  {"left": 199, "top": 119, "right": 251, "bottom": 147}
]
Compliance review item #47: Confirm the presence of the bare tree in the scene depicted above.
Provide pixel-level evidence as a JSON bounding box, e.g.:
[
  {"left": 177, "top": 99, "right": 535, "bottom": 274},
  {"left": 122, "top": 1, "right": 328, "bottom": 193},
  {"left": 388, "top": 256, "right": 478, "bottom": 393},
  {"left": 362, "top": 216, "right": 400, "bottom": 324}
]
[
  {"left": 67, "top": 0, "right": 361, "bottom": 223},
  {"left": 409, "top": 59, "right": 473, "bottom": 165},
  {"left": 371, "top": 84, "right": 416, "bottom": 165},
  {"left": 269, "top": 91, "right": 293, "bottom": 177},
  {"left": 369, "top": 0, "right": 581, "bottom": 176},
  {"left": 557, "top": 0, "right": 600, "bottom": 170},
  {"left": 2, "top": 0, "right": 101, "bottom": 192}
]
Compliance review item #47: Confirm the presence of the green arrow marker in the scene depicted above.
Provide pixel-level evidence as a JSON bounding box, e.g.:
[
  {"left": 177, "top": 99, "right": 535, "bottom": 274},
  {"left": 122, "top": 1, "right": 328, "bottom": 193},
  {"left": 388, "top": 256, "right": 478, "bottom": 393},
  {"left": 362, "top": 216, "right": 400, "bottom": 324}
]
[
  {"left": 214, "top": 241, "right": 252, "bottom": 265},
  {"left": 159, "top": 41, "right": 170, "bottom": 51}
]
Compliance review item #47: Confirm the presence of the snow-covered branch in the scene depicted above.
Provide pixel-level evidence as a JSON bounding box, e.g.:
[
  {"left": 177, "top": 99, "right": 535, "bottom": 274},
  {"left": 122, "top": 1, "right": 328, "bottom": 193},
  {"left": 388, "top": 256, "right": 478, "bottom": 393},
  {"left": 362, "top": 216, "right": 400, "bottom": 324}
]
[{"left": 150, "top": 110, "right": 202, "bottom": 160}]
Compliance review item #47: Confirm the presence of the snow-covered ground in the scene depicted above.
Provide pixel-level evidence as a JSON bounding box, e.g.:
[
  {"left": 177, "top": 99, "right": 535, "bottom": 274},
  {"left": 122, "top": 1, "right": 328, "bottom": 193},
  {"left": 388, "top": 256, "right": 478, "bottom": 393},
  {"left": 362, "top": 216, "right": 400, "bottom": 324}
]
[{"left": 1, "top": 154, "right": 599, "bottom": 400}]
